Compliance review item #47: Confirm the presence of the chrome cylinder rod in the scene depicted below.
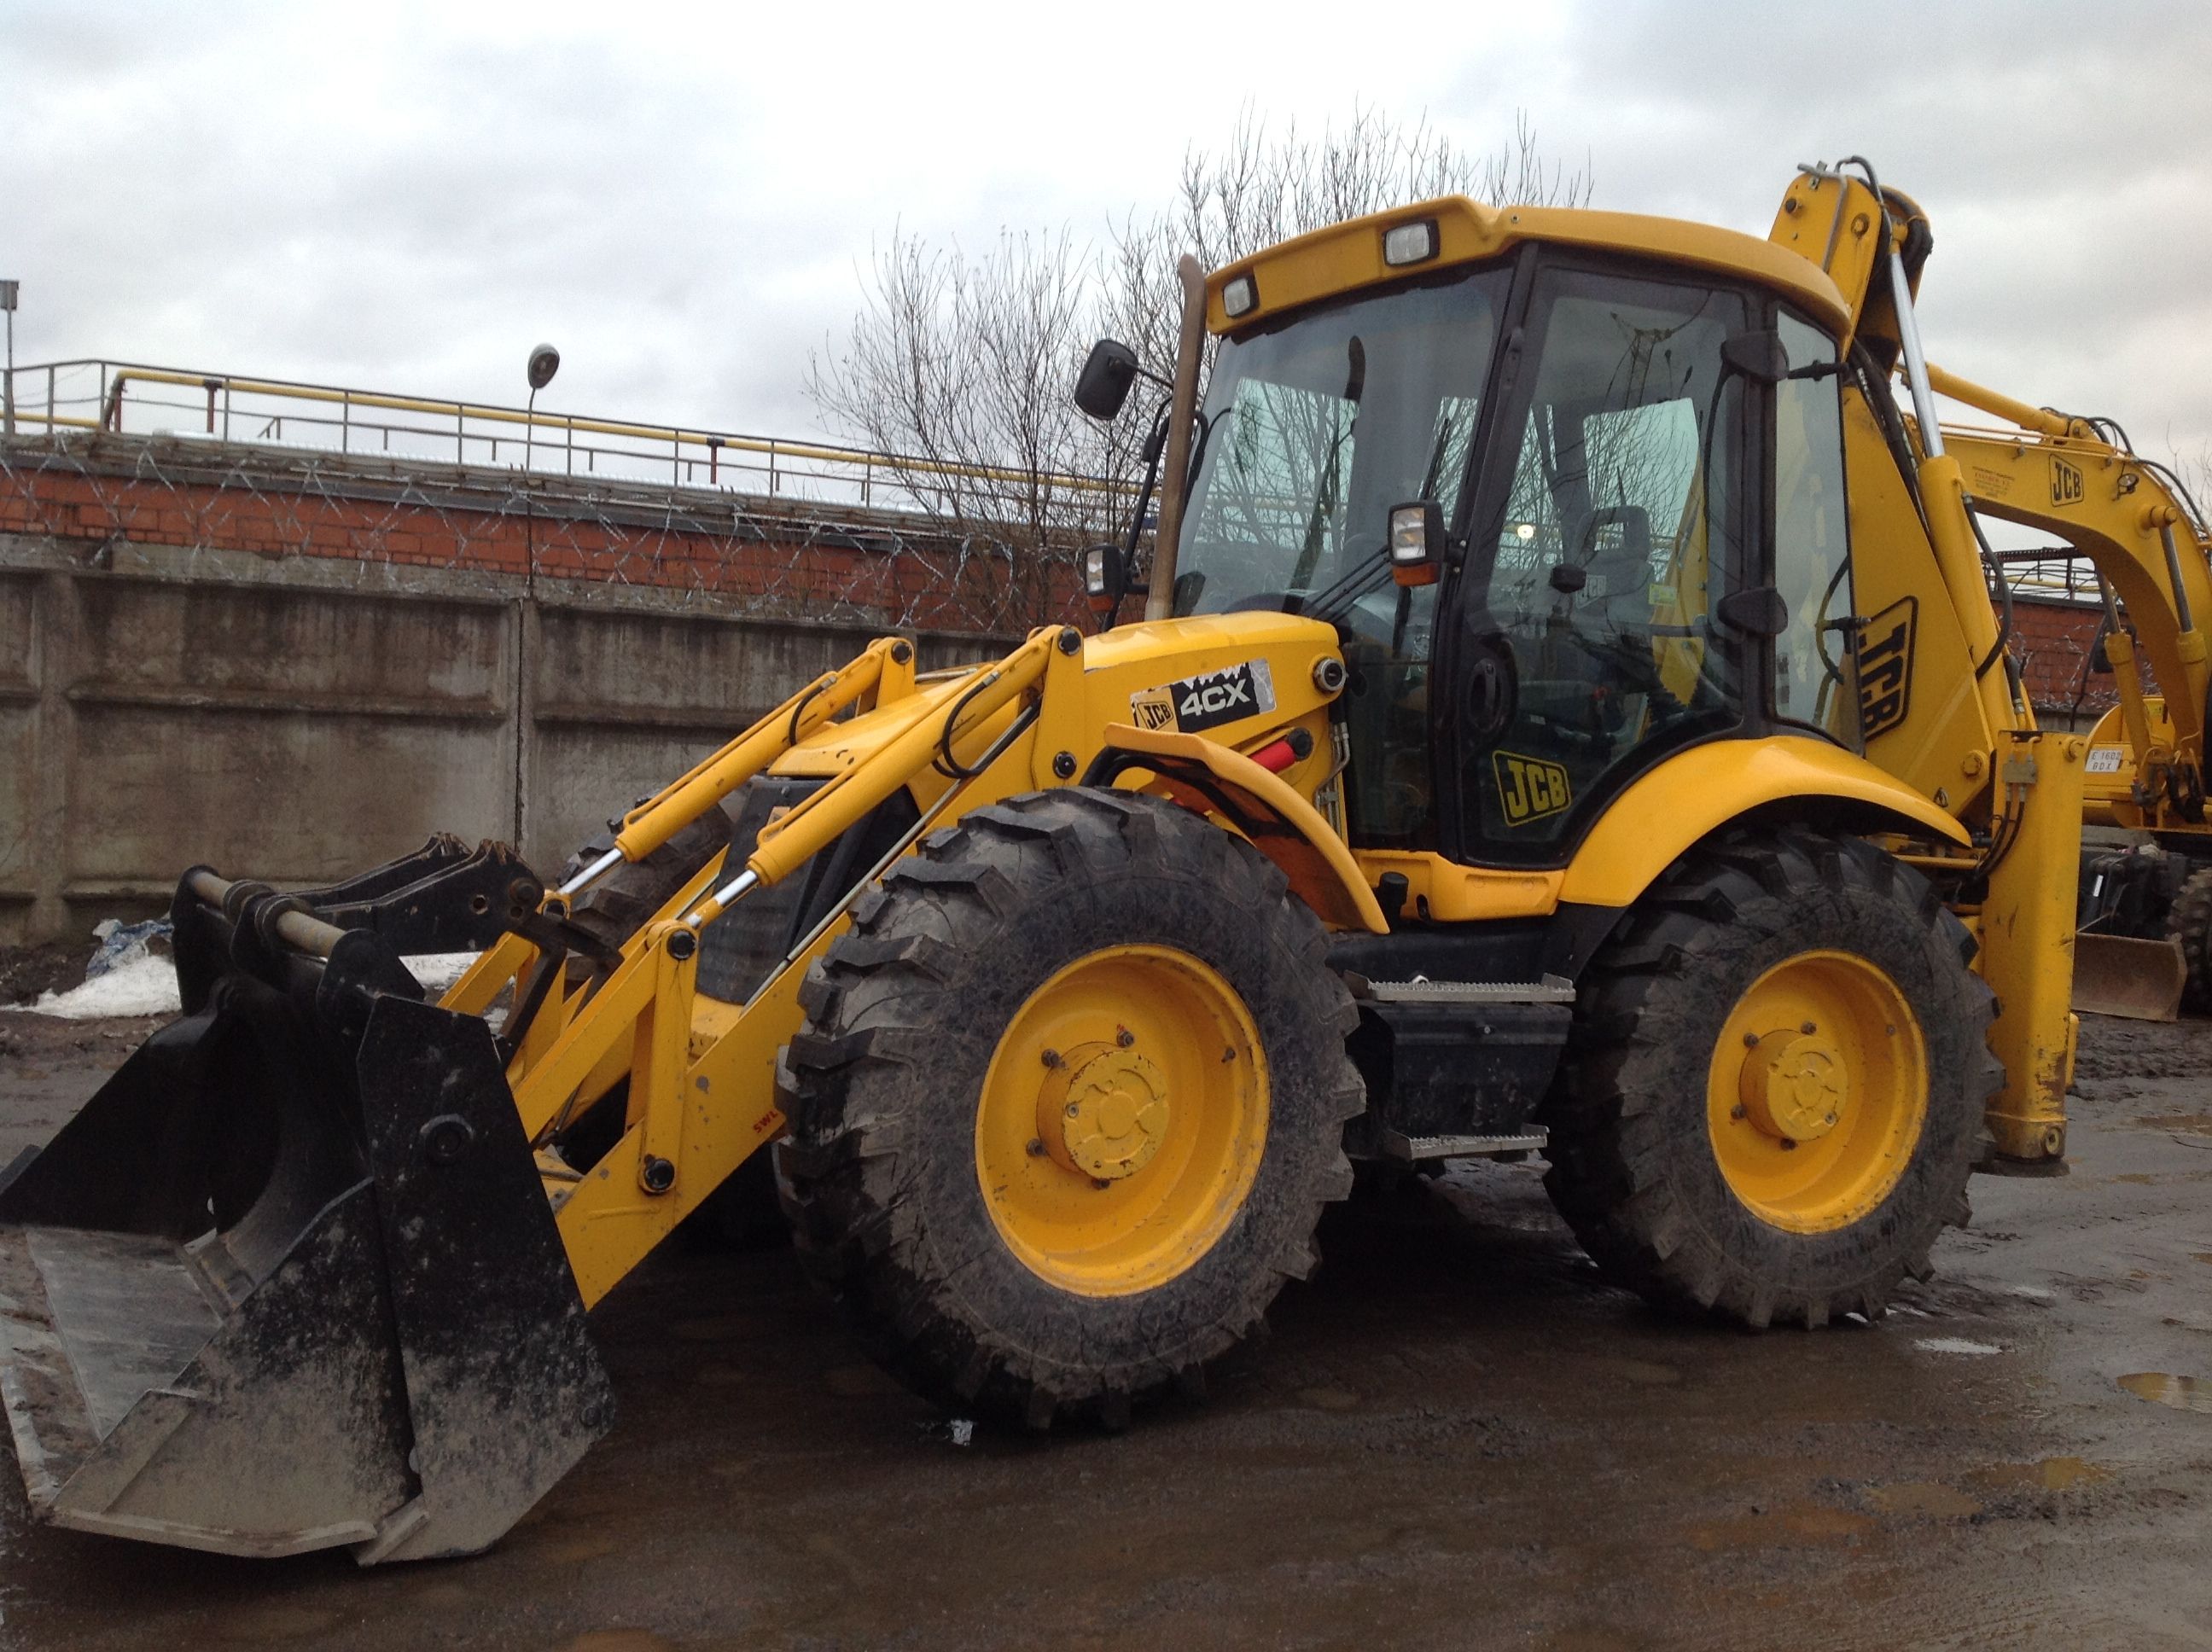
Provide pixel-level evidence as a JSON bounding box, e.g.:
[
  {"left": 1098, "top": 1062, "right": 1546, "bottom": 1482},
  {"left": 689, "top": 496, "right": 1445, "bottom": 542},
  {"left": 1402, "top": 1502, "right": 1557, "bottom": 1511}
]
[{"left": 557, "top": 844, "right": 625, "bottom": 898}]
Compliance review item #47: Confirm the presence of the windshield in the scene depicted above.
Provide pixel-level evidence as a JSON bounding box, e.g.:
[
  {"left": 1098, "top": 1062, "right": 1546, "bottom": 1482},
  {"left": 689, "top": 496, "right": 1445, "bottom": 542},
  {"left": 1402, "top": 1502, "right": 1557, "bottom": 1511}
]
[{"left": 1172, "top": 267, "right": 1510, "bottom": 616}]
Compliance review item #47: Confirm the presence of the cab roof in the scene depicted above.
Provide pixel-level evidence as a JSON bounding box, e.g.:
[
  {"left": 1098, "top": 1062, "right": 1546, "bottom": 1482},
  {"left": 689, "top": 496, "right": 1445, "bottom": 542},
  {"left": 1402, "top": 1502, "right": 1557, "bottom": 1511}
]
[{"left": 1206, "top": 195, "right": 1849, "bottom": 337}]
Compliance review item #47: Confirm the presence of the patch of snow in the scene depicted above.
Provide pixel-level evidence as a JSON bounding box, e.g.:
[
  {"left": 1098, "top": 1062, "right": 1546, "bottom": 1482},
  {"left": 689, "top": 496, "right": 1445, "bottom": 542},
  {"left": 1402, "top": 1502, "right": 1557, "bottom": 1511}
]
[
  {"left": 6, "top": 950, "right": 481, "bottom": 1021},
  {"left": 405, "top": 952, "right": 480, "bottom": 994},
  {"left": 7, "top": 951, "right": 181, "bottom": 1020},
  {"left": 1915, "top": 1336, "right": 2004, "bottom": 1357}
]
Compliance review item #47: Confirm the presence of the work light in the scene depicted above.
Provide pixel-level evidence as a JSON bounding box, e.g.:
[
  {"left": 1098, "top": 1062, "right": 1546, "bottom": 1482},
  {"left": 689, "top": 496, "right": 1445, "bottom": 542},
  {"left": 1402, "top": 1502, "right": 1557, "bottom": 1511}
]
[
  {"left": 1382, "top": 220, "right": 1438, "bottom": 267},
  {"left": 1221, "top": 275, "right": 1258, "bottom": 319}
]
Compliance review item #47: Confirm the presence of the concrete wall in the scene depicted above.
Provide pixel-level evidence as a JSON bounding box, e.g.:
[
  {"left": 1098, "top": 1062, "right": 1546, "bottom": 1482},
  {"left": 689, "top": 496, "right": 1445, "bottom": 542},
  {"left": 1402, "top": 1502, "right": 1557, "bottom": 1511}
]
[{"left": 0, "top": 537, "right": 1012, "bottom": 945}]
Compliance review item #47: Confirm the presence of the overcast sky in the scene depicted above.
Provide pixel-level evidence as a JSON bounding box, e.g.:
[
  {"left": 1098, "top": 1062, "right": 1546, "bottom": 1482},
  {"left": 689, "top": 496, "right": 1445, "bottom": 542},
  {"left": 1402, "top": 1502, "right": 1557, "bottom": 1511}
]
[{"left": 4, "top": 0, "right": 2209, "bottom": 469}]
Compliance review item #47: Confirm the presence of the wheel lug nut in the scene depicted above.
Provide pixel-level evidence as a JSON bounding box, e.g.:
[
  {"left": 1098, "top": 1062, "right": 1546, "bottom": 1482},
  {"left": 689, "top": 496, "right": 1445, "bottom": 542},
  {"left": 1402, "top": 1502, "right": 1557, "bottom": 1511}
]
[
  {"left": 1040, "top": 1049, "right": 1062, "bottom": 1069},
  {"left": 1027, "top": 1138, "right": 1046, "bottom": 1157},
  {"left": 1779, "top": 1137, "right": 1798, "bottom": 1151},
  {"left": 1065, "top": 1102, "right": 1080, "bottom": 1118},
  {"left": 1801, "top": 1021, "right": 1817, "bottom": 1035},
  {"left": 1743, "top": 1032, "right": 1760, "bottom": 1048},
  {"left": 1731, "top": 1103, "right": 1747, "bottom": 1120},
  {"left": 1117, "top": 1027, "right": 1134, "bottom": 1048}
]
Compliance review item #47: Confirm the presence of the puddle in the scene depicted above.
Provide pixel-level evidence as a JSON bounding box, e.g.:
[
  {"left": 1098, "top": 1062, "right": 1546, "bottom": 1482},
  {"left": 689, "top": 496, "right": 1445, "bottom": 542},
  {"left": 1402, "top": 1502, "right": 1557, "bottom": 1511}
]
[
  {"left": 2118, "top": 1372, "right": 2212, "bottom": 1414},
  {"left": 209, "top": 1604, "right": 343, "bottom": 1642},
  {"left": 1969, "top": 1457, "right": 2110, "bottom": 1492},
  {"left": 1870, "top": 1481, "right": 1982, "bottom": 1518},
  {"left": 1591, "top": 1357, "right": 1681, "bottom": 1387},
  {"left": 1914, "top": 1337, "right": 2002, "bottom": 1357},
  {"left": 824, "top": 1363, "right": 902, "bottom": 1398},
  {"left": 1686, "top": 1505, "right": 1876, "bottom": 1551},
  {"left": 2003, "top": 1284, "right": 2055, "bottom": 1301},
  {"left": 1297, "top": 1386, "right": 1361, "bottom": 1411}
]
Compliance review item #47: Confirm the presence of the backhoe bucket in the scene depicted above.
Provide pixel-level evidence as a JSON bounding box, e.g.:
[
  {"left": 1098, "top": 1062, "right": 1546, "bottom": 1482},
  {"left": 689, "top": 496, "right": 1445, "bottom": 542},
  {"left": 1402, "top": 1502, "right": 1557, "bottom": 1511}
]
[
  {"left": 0, "top": 871, "right": 612, "bottom": 1562},
  {"left": 2070, "top": 931, "right": 2186, "bottom": 1022}
]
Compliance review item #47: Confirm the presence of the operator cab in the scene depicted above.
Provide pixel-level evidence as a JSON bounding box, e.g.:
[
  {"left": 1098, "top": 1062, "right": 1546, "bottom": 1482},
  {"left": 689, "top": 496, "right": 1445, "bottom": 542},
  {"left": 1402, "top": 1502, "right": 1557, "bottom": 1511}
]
[{"left": 1160, "top": 204, "right": 1861, "bottom": 873}]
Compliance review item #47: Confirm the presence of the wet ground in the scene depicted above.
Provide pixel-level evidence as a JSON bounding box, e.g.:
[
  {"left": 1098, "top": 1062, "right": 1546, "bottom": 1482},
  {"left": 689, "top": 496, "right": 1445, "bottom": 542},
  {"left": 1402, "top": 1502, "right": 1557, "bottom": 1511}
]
[{"left": 0, "top": 1008, "right": 2207, "bottom": 1650}]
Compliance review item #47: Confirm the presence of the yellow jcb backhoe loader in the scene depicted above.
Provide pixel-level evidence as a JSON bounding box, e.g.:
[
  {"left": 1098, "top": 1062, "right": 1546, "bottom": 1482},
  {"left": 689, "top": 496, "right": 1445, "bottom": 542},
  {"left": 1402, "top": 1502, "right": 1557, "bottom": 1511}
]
[{"left": 4, "top": 158, "right": 2205, "bottom": 1564}]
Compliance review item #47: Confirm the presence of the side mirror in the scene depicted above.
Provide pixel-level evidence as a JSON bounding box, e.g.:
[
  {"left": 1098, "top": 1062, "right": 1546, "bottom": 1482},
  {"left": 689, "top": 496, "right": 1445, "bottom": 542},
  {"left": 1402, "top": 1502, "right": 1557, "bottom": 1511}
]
[
  {"left": 1714, "top": 585, "right": 1790, "bottom": 637},
  {"left": 1720, "top": 328, "right": 1790, "bottom": 386},
  {"left": 1074, "top": 340, "right": 1140, "bottom": 422},
  {"left": 1081, "top": 543, "right": 1128, "bottom": 614},
  {"left": 1388, "top": 500, "right": 1445, "bottom": 589},
  {"left": 2090, "top": 635, "right": 2113, "bottom": 675}
]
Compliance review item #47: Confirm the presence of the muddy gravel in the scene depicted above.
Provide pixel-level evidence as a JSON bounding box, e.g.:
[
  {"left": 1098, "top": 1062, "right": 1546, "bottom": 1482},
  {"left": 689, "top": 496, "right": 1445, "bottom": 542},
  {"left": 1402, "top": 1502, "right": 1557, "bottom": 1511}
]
[{"left": 0, "top": 1006, "right": 2207, "bottom": 1650}]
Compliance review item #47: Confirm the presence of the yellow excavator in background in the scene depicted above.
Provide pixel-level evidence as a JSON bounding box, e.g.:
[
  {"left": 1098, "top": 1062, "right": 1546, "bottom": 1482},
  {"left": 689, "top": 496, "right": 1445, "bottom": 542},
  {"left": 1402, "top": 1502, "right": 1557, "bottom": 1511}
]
[{"left": 3, "top": 158, "right": 2207, "bottom": 1564}]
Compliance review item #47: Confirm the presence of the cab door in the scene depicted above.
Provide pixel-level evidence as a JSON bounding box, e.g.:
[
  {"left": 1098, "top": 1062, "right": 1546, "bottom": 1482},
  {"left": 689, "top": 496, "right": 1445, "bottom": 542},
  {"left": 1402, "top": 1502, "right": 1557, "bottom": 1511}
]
[{"left": 1437, "top": 261, "right": 1755, "bottom": 866}]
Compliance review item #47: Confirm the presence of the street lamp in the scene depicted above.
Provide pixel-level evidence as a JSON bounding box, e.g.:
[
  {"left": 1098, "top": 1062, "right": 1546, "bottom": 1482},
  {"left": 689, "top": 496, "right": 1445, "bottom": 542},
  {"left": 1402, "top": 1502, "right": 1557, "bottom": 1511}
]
[
  {"left": 521, "top": 343, "right": 559, "bottom": 594},
  {"left": 2, "top": 281, "right": 19, "bottom": 438}
]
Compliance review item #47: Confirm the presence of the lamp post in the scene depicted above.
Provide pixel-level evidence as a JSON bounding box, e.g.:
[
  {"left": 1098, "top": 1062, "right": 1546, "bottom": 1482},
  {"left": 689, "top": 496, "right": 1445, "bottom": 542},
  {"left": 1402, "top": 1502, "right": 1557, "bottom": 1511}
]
[
  {"left": 521, "top": 342, "right": 559, "bottom": 591},
  {"left": 1, "top": 281, "right": 19, "bottom": 437},
  {"left": 513, "top": 343, "right": 558, "bottom": 857}
]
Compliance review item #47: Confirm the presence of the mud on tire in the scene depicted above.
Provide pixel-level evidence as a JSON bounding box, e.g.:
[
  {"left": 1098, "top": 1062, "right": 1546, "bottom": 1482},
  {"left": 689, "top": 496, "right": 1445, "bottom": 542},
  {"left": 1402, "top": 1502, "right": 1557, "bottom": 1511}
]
[
  {"left": 774, "top": 788, "right": 1365, "bottom": 1428},
  {"left": 1540, "top": 827, "right": 2000, "bottom": 1329}
]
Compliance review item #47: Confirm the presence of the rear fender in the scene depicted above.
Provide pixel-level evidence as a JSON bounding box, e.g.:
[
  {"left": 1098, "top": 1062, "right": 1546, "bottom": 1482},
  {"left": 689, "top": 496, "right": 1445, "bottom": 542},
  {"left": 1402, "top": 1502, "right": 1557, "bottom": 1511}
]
[{"left": 1560, "top": 736, "right": 1971, "bottom": 910}]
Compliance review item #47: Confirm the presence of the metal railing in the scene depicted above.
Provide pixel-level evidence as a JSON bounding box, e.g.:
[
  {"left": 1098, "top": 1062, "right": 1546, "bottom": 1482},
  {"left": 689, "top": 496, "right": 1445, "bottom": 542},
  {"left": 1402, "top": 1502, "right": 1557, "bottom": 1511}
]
[{"left": 0, "top": 358, "right": 1131, "bottom": 518}]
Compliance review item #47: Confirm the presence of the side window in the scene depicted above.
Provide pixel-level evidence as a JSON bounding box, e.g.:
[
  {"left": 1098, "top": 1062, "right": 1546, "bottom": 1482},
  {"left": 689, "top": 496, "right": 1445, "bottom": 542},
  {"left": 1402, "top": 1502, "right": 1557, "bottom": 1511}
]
[
  {"left": 1773, "top": 311, "right": 1857, "bottom": 745},
  {"left": 1460, "top": 270, "right": 1749, "bottom": 852}
]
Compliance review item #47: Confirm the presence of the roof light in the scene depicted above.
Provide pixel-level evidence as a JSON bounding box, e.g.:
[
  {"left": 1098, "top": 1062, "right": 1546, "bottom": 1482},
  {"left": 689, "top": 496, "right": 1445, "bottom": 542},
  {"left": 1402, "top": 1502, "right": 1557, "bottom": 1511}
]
[
  {"left": 1382, "top": 220, "right": 1438, "bottom": 267},
  {"left": 1221, "top": 274, "right": 1258, "bottom": 319}
]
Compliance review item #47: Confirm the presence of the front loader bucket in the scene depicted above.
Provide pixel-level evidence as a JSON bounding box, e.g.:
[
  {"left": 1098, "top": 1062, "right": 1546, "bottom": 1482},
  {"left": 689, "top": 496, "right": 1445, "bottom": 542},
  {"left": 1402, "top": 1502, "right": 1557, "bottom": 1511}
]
[
  {"left": 2071, "top": 931, "right": 2187, "bottom": 1022},
  {"left": 0, "top": 876, "right": 613, "bottom": 1562}
]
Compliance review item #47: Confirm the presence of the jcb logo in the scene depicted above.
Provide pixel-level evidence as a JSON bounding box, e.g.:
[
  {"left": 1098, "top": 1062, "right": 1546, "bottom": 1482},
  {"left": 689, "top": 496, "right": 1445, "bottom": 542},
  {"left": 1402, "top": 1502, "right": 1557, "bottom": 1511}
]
[
  {"left": 1857, "top": 596, "right": 1918, "bottom": 740},
  {"left": 1493, "top": 750, "right": 1572, "bottom": 827},
  {"left": 2052, "top": 457, "right": 2083, "bottom": 508}
]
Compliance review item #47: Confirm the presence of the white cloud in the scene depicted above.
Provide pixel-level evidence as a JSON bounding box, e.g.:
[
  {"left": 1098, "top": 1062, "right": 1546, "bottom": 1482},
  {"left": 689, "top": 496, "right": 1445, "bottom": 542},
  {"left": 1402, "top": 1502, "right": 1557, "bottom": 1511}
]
[{"left": 3, "top": 0, "right": 2207, "bottom": 460}]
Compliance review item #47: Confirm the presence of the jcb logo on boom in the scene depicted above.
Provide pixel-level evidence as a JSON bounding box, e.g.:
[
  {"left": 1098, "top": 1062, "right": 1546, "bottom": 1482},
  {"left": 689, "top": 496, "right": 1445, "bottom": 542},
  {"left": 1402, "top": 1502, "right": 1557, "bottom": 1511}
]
[
  {"left": 2051, "top": 457, "right": 2084, "bottom": 508},
  {"left": 1856, "top": 596, "right": 1918, "bottom": 740},
  {"left": 1493, "top": 750, "right": 1573, "bottom": 827}
]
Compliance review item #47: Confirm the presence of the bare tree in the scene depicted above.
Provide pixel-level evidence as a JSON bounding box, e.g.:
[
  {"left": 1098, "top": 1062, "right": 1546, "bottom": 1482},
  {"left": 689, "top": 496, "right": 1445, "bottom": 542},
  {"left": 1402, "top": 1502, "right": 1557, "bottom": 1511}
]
[{"left": 806, "top": 106, "right": 1592, "bottom": 624}]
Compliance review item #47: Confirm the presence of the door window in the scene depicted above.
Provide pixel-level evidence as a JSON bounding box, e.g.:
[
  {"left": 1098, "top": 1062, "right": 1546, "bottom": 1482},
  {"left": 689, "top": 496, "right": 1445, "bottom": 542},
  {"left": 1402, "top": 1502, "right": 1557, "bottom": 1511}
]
[
  {"left": 1458, "top": 269, "right": 1749, "bottom": 853},
  {"left": 1773, "top": 311, "right": 1857, "bottom": 745}
]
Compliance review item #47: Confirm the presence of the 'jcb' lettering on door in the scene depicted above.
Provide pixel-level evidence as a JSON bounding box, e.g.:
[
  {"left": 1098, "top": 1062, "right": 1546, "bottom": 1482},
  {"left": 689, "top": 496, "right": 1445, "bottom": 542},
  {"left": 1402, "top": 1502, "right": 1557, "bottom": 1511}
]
[
  {"left": 1856, "top": 596, "right": 1918, "bottom": 741},
  {"left": 1492, "top": 750, "right": 1573, "bottom": 826},
  {"left": 2051, "top": 457, "right": 2084, "bottom": 507}
]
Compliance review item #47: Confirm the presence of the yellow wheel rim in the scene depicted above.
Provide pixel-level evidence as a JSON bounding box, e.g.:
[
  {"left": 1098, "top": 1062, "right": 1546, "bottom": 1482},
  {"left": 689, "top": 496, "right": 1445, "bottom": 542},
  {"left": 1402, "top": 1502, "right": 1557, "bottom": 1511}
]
[
  {"left": 1705, "top": 950, "right": 1929, "bottom": 1234},
  {"left": 975, "top": 945, "right": 1267, "bottom": 1297}
]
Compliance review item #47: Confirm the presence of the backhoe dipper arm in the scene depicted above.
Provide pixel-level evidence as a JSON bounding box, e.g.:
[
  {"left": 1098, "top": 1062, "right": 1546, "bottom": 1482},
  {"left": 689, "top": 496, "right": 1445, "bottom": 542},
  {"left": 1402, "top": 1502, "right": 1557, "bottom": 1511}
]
[{"left": 1927, "top": 366, "right": 2212, "bottom": 784}]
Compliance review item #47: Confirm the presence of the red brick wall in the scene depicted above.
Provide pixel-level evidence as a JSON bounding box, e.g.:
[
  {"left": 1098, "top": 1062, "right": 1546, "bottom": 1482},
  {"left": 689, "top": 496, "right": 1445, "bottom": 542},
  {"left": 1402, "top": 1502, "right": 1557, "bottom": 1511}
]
[
  {"left": 2009, "top": 597, "right": 2121, "bottom": 719},
  {"left": 0, "top": 444, "right": 1083, "bottom": 635}
]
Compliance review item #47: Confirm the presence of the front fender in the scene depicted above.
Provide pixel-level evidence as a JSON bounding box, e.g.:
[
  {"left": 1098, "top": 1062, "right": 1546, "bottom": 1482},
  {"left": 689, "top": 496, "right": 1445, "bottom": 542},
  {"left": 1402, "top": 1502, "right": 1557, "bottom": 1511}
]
[
  {"left": 1559, "top": 736, "right": 1971, "bottom": 910},
  {"left": 1092, "top": 722, "right": 1388, "bottom": 934}
]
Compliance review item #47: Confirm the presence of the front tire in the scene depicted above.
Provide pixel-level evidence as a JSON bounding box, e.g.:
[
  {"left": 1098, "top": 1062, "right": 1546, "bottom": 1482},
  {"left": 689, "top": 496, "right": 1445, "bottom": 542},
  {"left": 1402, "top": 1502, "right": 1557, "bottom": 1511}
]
[
  {"left": 1541, "top": 828, "right": 1999, "bottom": 1328},
  {"left": 776, "top": 788, "right": 1364, "bottom": 1427}
]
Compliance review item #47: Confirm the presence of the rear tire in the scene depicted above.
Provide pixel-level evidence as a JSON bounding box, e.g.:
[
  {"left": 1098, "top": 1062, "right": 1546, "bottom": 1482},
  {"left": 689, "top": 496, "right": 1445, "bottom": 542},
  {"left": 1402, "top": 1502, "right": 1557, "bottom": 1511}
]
[
  {"left": 1540, "top": 827, "right": 1999, "bottom": 1328},
  {"left": 2166, "top": 865, "right": 2212, "bottom": 1015},
  {"left": 776, "top": 788, "right": 1364, "bottom": 1427}
]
